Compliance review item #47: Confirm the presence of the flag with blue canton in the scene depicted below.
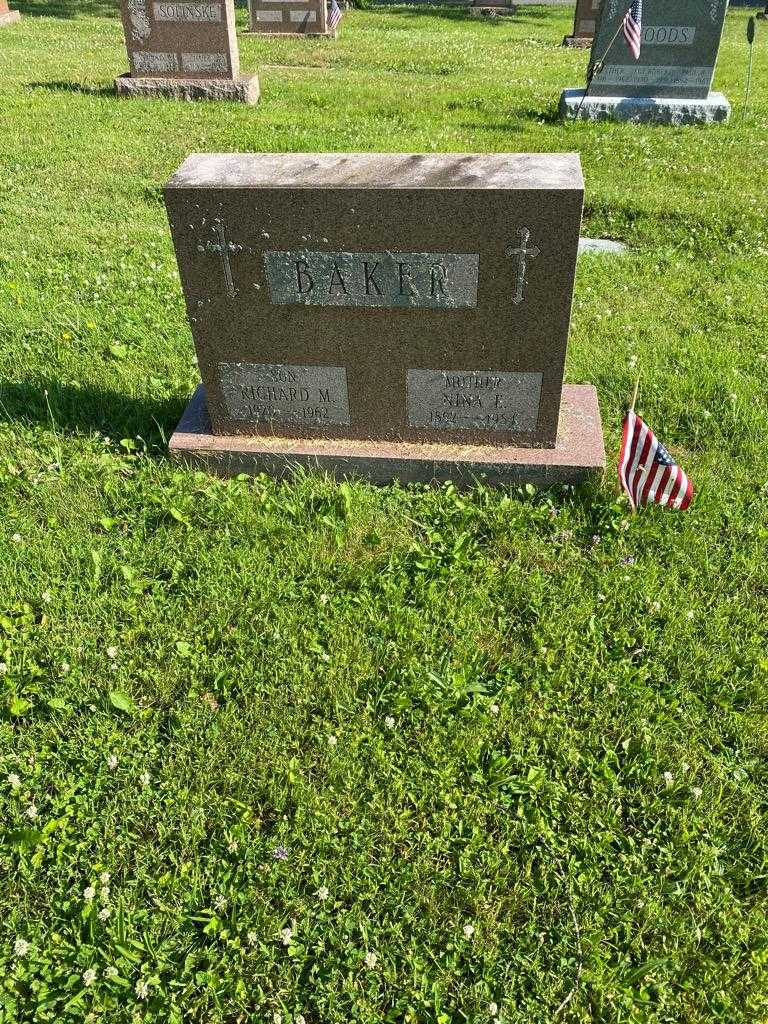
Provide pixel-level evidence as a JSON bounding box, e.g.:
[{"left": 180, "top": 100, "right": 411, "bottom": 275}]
[
  {"left": 618, "top": 410, "right": 693, "bottom": 511},
  {"left": 328, "top": 0, "right": 342, "bottom": 32},
  {"left": 623, "top": 0, "right": 642, "bottom": 60}
]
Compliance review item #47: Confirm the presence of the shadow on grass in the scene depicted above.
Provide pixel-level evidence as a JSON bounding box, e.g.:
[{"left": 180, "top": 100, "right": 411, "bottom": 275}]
[
  {"left": 0, "top": 380, "right": 185, "bottom": 444},
  {"left": 374, "top": 2, "right": 566, "bottom": 21},
  {"left": 27, "top": 80, "right": 116, "bottom": 97},
  {"left": 15, "top": 0, "right": 118, "bottom": 17}
]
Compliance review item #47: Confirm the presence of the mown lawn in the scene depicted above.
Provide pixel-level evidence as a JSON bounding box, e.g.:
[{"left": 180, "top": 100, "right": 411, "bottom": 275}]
[{"left": 1, "top": 2, "right": 768, "bottom": 1022}]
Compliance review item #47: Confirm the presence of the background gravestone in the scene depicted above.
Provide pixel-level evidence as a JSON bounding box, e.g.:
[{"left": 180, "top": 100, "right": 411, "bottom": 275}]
[
  {"left": 116, "top": 0, "right": 259, "bottom": 103},
  {"left": 560, "top": 0, "right": 731, "bottom": 123},
  {"left": 247, "top": 0, "right": 333, "bottom": 36},
  {"left": 164, "top": 152, "right": 605, "bottom": 486},
  {"left": 563, "top": 0, "right": 601, "bottom": 47},
  {"left": 0, "top": 1, "right": 21, "bottom": 26}
]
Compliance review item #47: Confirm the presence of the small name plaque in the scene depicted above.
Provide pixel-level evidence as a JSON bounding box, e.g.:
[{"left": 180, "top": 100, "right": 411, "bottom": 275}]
[
  {"left": 153, "top": 2, "right": 222, "bottom": 21},
  {"left": 407, "top": 369, "right": 542, "bottom": 433},
  {"left": 596, "top": 64, "right": 711, "bottom": 87},
  {"left": 219, "top": 362, "right": 350, "bottom": 427},
  {"left": 263, "top": 251, "right": 479, "bottom": 310},
  {"left": 641, "top": 25, "right": 696, "bottom": 46}
]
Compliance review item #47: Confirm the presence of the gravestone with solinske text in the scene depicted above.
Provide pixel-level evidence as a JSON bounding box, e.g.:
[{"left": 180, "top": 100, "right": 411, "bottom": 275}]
[
  {"left": 560, "top": 0, "right": 731, "bottom": 123},
  {"left": 164, "top": 153, "right": 605, "bottom": 486},
  {"left": 116, "top": 0, "right": 259, "bottom": 104}
]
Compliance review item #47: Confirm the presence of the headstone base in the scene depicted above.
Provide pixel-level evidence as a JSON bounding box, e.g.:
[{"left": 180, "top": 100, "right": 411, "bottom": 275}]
[
  {"left": 169, "top": 384, "right": 605, "bottom": 487},
  {"left": 562, "top": 35, "right": 592, "bottom": 47},
  {"left": 0, "top": 10, "right": 21, "bottom": 24},
  {"left": 559, "top": 88, "right": 730, "bottom": 125},
  {"left": 115, "top": 73, "right": 260, "bottom": 104}
]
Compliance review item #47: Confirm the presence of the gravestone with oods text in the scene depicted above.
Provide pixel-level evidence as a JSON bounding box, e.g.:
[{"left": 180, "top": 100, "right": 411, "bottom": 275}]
[
  {"left": 0, "top": 1, "right": 21, "bottom": 26},
  {"left": 560, "top": 0, "right": 730, "bottom": 123},
  {"left": 563, "top": 0, "right": 601, "bottom": 48},
  {"left": 116, "top": 0, "right": 259, "bottom": 103},
  {"left": 247, "top": 0, "right": 333, "bottom": 36},
  {"left": 165, "top": 153, "right": 605, "bottom": 486}
]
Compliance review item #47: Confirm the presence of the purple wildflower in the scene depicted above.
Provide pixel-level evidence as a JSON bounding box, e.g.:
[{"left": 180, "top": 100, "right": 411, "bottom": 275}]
[
  {"left": 272, "top": 846, "right": 289, "bottom": 861},
  {"left": 620, "top": 556, "right": 636, "bottom": 566}
]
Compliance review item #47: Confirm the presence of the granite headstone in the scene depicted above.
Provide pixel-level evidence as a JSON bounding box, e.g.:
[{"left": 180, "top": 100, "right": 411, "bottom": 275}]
[
  {"left": 0, "top": 1, "right": 21, "bottom": 25},
  {"left": 247, "top": 0, "right": 332, "bottom": 36},
  {"left": 116, "top": 0, "right": 259, "bottom": 103},
  {"left": 560, "top": 0, "right": 731, "bottom": 122},
  {"left": 563, "top": 0, "right": 601, "bottom": 47},
  {"left": 164, "top": 153, "right": 605, "bottom": 485}
]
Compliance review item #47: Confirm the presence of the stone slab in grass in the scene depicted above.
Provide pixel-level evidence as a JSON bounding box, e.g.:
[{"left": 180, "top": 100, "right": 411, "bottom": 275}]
[
  {"left": 563, "top": 0, "right": 601, "bottom": 48},
  {"left": 246, "top": 0, "right": 336, "bottom": 37},
  {"left": 0, "top": 0, "right": 20, "bottom": 25},
  {"left": 169, "top": 383, "right": 606, "bottom": 486},
  {"left": 164, "top": 151, "right": 604, "bottom": 487},
  {"left": 116, "top": 0, "right": 259, "bottom": 103},
  {"left": 560, "top": 89, "right": 731, "bottom": 125}
]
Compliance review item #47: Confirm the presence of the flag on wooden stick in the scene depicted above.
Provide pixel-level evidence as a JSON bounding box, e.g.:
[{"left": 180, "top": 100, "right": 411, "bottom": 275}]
[{"left": 618, "top": 409, "right": 693, "bottom": 511}]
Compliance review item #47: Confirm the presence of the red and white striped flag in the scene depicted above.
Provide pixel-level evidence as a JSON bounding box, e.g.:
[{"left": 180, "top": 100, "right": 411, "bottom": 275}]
[
  {"left": 618, "top": 409, "right": 693, "bottom": 511},
  {"left": 623, "top": 0, "right": 642, "bottom": 60}
]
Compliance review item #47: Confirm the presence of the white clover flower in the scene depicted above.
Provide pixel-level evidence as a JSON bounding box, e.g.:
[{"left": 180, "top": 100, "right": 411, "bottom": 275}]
[
  {"left": 319, "top": 594, "right": 330, "bottom": 605},
  {"left": 691, "top": 787, "right": 703, "bottom": 800},
  {"left": 227, "top": 840, "right": 238, "bottom": 853},
  {"left": 247, "top": 931, "right": 258, "bottom": 946},
  {"left": 281, "top": 927, "right": 293, "bottom": 946},
  {"left": 488, "top": 1003, "right": 499, "bottom": 1016},
  {"left": 327, "top": 735, "right": 337, "bottom": 747},
  {"left": 82, "top": 968, "right": 97, "bottom": 986},
  {"left": 296, "top": 1015, "right": 306, "bottom": 1024},
  {"left": 100, "top": 871, "right": 111, "bottom": 885},
  {"left": 139, "top": 771, "right": 150, "bottom": 788},
  {"left": 106, "top": 646, "right": 118, "bottom": 660},
  {"left": 98, "top": 907, "right": 111, "bottom": 922},
  {"left": 316, "top": 886, "right": 329, "bottom": 902},
  {"left": 663, "top": 771, "right": 673, "bottom": 787},
  {"left": 61, "top": 661, "right": 71, "bottom": 674},
  {"left": 107, "top": 755, "right": 118, "bottom": 770},
  {"left": 104, "top": 966, "right": 118, "bottom": 979},
  {"left": 273, "top": 1013, "right": 282, "bottom": 1024},
  {"left": 213, "top": 895, "right": 227, "bottom": 912},
  {"left": 463, "top": 924, "right": 475, "bottom": 939},
  {"left": 83, "top": 886, "right": 96, "bottom": 902},
  {"left": 681, "top": 763, "right": 691, "bottom": 773},
  {"left": 41, "top": 592, "right": 52, "bottom": 604},
  {"left": 12, "top": 533, "right": 22, "bottom": 544},
  {"left": 25, "top": 804, "right": 38, "bottom": 821},
  {"left": 0, "top": 663, "right": 7, "bottom": 675},
  {"left": 489, "top": 704, "right": 500, "bottom": 716},
  {"left": 13, "top": 938, "right": 29, "bottom": 958},
  {"left": 135, "top": 979, "right": 150, "bottom": 1000},
  {"left": 100, "top": 886, "right": 110, "bottom": 902},
  {"left": 384, "top": 716, "right": 396, "bottom": 729},
  {"left": 364, "top": 951, "right": 378, "bottom": 969},
  {"left": 7, "top": 773, "right": 21, "bottom": 789}
]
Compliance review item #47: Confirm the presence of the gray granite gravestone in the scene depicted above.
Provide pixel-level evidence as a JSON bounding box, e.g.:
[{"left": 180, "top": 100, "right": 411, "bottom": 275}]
[
  {"left": 164, "top": 153, "right": 604, "bottom": 486},
  {"left": 116, "top": 0, "right": 259, "bottom": 103},
  {"left": 560, "top": 0, "right": 731, "bottom": 123},
  {"left": 247, "top": 0, "right": 333, "bottom": 36},
  {"left": 563, "top": 0, "right": 601, "bottom": 47},
  {"left": 0, "top": 1, "right": 20, "bottom": 25}
]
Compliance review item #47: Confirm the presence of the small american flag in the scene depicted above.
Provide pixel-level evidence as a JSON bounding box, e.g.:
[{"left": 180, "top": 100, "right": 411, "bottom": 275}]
[
  {"left": 618, "top": 410, "right": 693, "bottom": 511},
  {"left": 327, "top": 0, "right": 342, "bottom": 31},
  {"left": 622, "top": 0, "right": 642, "bottom": 60}
]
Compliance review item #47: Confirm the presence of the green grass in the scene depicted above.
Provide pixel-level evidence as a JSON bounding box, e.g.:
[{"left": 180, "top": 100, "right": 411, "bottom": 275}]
[{"left": 2, "top": 2, "right": 768, "bottom": 1021}]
